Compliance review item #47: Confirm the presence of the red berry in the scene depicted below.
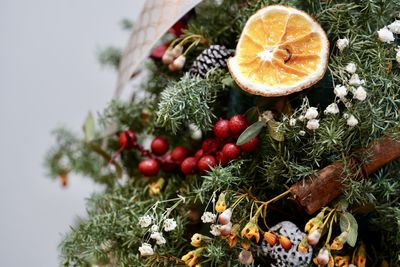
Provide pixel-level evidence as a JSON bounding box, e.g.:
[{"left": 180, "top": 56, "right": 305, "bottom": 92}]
[
  {"left": 138, "top": 159, "right": 160, "bottom": 176},
  {"left": 228, "top": 115, "right": 248, "bottom": 135},
  {"left": 118, "top": 130, "right": 137, "bottom": 149},
  {"left": 151, "top": 136, "right": 169, "bottom": 156},
  {"left": 213, "top": 119, "right": 231, "bottom": 139},
  {"left": 181, "top": 157, "right": 198, "bottom": 175},
  {"left": 202, "top": 138, "right": 220, "bottom": 154},
  {"left": 240, "top": 137, "right": 259, "bottom": 152},
  {"left": 162, "top": 154, "right": 177, "bottom": 172},
  {"left": 197, "top": 155, "right": 217, "bottom": 172},
  {"left": 222, "top": 143, "right": 241, "bottom": 161},
  {"left": 171, "top": 146, "right": 189, "bottom": 163},
  {"left": 194, "top": 149, "right": 204, "bottom": 159},
  {"left": 216, "top": 151, "right": 228, "bottom": 166}
]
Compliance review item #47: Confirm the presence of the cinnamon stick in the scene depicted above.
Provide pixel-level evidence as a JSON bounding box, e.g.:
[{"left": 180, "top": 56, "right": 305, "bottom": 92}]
[{"left": 290, "top": 135, "right": 400, "bottom": 215}]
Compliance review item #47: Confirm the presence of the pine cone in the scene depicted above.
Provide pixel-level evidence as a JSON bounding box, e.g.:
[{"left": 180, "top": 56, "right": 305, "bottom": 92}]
[{"left": 189, "top": 45, "right": 234, "bottom": 77}]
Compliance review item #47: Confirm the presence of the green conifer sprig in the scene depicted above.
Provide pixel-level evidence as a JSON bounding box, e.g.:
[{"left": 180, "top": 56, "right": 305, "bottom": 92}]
[{"left": 156, "top": 70, "right": 228, "bottom": 134}]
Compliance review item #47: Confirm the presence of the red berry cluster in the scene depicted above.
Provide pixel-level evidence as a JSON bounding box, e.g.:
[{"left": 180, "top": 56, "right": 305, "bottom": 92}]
[
  {"left": 114, "top": 115, "right": 259, "bottom": 177},
  {"left": 181, "top": 114, "right": 259, "bottom": 175},
  {"left": 113, "top": 131, "right": 190, "bottom": 177}
]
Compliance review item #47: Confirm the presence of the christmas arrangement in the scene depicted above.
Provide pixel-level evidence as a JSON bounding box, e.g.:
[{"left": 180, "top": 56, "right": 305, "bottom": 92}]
[{"left": 45, "top": 0, "right": 400, "bottom": 266}]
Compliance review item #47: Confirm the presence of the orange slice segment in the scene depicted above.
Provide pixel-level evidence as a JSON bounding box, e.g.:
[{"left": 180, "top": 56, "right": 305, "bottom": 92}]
[{"left": 228, "top": 5, "right": 329, "bottom": 97}]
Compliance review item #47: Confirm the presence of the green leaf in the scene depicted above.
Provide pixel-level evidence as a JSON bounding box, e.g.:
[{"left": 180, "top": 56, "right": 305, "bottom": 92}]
[
  {"left": 340, "top": 212, "right": 358, "bottom": 247},
  {"left": 83, "top": 112, "right": 95, "bottom": 142},
  {"left": 267, "top": 119, "right": 284, "bottom": 142},
  {"left": 236, "top": 121, "right": 265, "bottom": 145},
  {"left": 244, "top": 106, "right": 259, "bottom": 124}
]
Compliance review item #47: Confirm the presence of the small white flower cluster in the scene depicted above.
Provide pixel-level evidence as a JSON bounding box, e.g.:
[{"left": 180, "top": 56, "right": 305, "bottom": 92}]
[
  {"left": 210, "top": 224, "right": 222, "bottom": 236},
  {"left": 377, "top": 17, "right": 400, "bottom": 63},
  {"left": 138, "top": 214, "right": 177, "bottom": 256},
  {"left": 288, "top": 103, "right": 320, "bottom": 132},
  {"left": 138, "top": 243, "right": 154, "bottom": 256},
  {"left": 150, "top": 231, "right": 166, "bottom": 245},
  {"left": 378, "top": 18, "right": 400, "bottom": 43},
  {"left": 304, "top": 107, "right": 320, "bottom": 130},
  {"left": 138, "top": 215, "right": 153, "bottom": 228},
  {"left": 201, "top": 211, "right": 217, "bottom": 223},
  {"left": 323, "top": 61, "right": 367, "bottom": 128},
  {"left": 346, "top": 114, "right": 359, "bottom": 127},
  {"left": 336, "top": 38, "right": 349, "bottom": 52},
  {"left": 396, "top": 46, "right": 400, "bottom": 64},
  {"left": 163, "top": 218, "right": 177, "bottom": 232}
]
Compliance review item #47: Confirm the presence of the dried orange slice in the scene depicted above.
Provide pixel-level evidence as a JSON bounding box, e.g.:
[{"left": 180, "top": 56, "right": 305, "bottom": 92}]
[{"left": 228, "top": 5, "right": 329, "bottom": 96}]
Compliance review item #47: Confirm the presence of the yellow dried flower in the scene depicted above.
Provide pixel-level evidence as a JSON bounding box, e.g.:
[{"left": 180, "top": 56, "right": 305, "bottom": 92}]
[
  {"left": 330, "top": 231, "right": 348, "bottom": 250},
  {"left": 181, "top": 248, "right": 204, "bottom": 267},
  {"left": 354, "top": 242, "right": 367, "bottom": 267},
  {"left": 190, "top": 233, "right": 211, "bottom": 248},
  {"left": 305, "top": 209, "right": 325, "bottom": 232},
  {"left": 298, "top": 237, "right": 309, "bottom": 253},
  {"left": 149, "top": 178, "right": 165, "bottom": 196},
  {"left": 225, "top": 224, "right": 240, "bottom": 247},
  {"left": 241, "top": 221, "right": 260, "bottom": 243},
  {"left": 215, "top": 193, "right": 227, "bottom": 213},
  {"left": 241, "top": 240, "right": 251, "bottom": 251},
  {"left": 334, "top": 256, "right": 350, "bottom": 266}
]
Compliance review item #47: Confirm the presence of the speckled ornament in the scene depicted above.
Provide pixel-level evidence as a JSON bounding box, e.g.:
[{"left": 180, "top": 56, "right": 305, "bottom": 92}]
[{"left": 261, "top": 221, "right": 312, "bottom": 267}]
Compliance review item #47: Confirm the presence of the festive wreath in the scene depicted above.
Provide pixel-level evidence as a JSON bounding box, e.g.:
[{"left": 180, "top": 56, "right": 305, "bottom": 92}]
[{"left": 46, "top": 0, "right": 400, "bottom": 266}]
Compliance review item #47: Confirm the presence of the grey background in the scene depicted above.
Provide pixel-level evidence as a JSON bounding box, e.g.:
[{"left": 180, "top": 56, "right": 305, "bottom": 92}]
[{"left": 0, "top": 0, "right": 145, "bottom": 266}]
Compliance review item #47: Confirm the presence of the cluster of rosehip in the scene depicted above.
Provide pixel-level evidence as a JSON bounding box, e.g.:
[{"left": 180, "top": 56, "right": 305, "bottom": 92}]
[{"left": 115, "top": 114, "right": 259, "bottom": 177}]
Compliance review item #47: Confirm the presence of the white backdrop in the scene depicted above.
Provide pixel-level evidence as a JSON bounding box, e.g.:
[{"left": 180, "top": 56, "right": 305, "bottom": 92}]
[{"left": 0, "top": 0, "right": 145, "bottom": 266}]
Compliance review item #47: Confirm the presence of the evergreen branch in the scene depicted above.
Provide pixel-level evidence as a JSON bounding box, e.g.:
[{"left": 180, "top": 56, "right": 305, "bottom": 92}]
[{"left": 156, "top": 70, "right": 228, "bottom": 134}]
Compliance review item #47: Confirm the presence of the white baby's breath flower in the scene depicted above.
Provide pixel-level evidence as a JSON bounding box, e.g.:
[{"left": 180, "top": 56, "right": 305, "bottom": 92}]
[
  {"left": 138, "top": 243, "right": 154, "bottom": 256},
  {"left": 163, "top": 218, "right": 177, "bottom": 232},
  {"left": 388, "top": 20, "right": 400, "bottom": 34},
  {"left": 348, "top": 74, "right": 365, "bottom": 86},
  {"left": 289, "top": 118, "right": 297, "bottom": 126},
  {"left": 324, "top": 103, "right": 340, "bottom": 115},
  {"left": 347, "top": 115, "right": 359, "bottom": 127},
  {"left": 138, "top": 215, "right": 152, "bottom": 228},
  {"left": 150, "top": 224, "right": 159, "bottom": 233},
  {"left": 353, "top": 86, "right": 367, "bottom": 101},
  {"left": 299, "top": 130, "right": 306, "bottom": 136},
  {"left": 334, "top": 85, "right": 348, "bottom": 98},
  {"left": 306, "top": 119, "right": 320, "bottom": 130},
  {"left": 305, "top": 107, "right": 319, "bottom": 120},
  {"left": 345, "top": 63, "right": 357, "bottom": 74},
  {"left": 396, "top": 47, "right": 400, "bottom": 64},
  {"left": 298, "top": 115, "right": 305, "bottom": 122},
  {"left": 201, "top": 212, "right": 217, "bottom": 223},
  {"left": 336, "top": 38, "right": 349, "bottom": 52},
  {"left": 150, "top": 232, "right": 166, "bottom": 245},
  {"left": 210, "top": 224, "right": 221, "bottom": 236},
  {"left": 377, "top": 27, "right": 395, "bottom": 43}
]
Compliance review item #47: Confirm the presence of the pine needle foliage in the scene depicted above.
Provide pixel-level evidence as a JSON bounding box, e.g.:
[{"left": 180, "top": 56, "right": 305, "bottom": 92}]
[{"left": 156, "top": 70, "right": 229, "bottom": 134}]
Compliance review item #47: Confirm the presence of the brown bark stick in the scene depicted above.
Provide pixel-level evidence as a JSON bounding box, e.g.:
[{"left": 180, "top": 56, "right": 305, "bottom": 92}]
[{"left": 290, "top": 135, "right": 400, "bottom": 215}]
